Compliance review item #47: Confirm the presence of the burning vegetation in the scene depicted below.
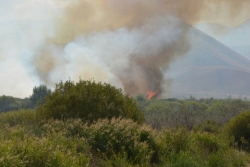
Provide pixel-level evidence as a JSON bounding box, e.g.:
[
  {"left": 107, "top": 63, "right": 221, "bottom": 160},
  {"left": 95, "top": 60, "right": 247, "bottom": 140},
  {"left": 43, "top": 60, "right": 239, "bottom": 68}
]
[{"left": 146, "top": 90, "right": 159, "bottom": 100}]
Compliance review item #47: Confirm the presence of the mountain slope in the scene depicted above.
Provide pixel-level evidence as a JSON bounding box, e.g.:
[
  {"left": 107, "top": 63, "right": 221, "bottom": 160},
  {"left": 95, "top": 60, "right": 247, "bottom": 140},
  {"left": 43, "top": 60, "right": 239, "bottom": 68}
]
[
  {"left": 167, "top": 25, "right": 250, "bottom": 98},
  {"left": 245, "top": 52, "right": 250, "bottom": 60},
  {"left": 195, "top": 19, "right": 250, "bottom": 56},
  {"left": 168, "top": 26, "right": 250, "bottom": 75},
  {"left": 171, "top": 66, "right": 250, "bottom": 98}
]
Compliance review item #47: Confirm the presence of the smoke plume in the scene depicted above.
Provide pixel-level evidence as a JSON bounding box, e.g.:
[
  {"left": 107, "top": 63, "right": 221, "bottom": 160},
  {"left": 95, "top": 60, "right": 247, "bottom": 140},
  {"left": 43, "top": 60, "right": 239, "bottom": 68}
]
[
  {"left": 1, "top": 0, "right": 250, "bottom": 97},
  {"left": 32, "top": 0, "right": 250, "bottom": 96}
]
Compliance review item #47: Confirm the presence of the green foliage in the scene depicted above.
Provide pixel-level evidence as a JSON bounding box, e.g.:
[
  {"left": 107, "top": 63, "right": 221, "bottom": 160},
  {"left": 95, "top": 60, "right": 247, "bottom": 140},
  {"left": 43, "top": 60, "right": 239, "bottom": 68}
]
[
  {"left": 193, "top": 120, "right": 221, "bottom": 134},
  {"left": 0, "top": 95, "right": 29, "bottom": 112},
  {"left": 88, "top": 118, "right": 154, "bottom": 165},
  {"left": 158, "top": 128, "right": 191, "bottom": 157},
  {"left": 0, "top": 85, "right": 51, "bottom": 112},
  {"left": 0, "top": 109, "right": 36, "bottom": 127},
  {"left": 143, "top": 100, "right": 171, "bottom": 129},
  {"left": 135, "top": 94, "right": 146, "bottom": 101},
  {"left": 156, "top": 128, "right": 249, "bottom": 167},
  {"left": 0, "top": 109, "right": 249, "bottom": 167},
  {"left": 39, "top": 118, "right": 155, "bottom": 165},
  {"left": 195, "top": 133, "right": 222, "bottom": 154},
  {"left": 168, "top": 151, "right": 199, "bottom": 167},
  {"left": 224, "top": 110, "right": 250, "bottom": 150},
  {"left": 30, "top": 85, "right": 51, "bottom": 108},
  {"left": 138, "top": 98, "right": 250, "bottom": 129},
  {"left": 1, "top": 91, "right": 250, "bottom": 166},
  {"left": 208, "top": 151, "right": 228, "bottom": 167},
  {"left": 37, "top": 80, "right": 144, "bottom": 124},
  {"left": 100, "top": 153, "right": 136, "bottom": 167},
  {"left": 0, "top": 133, "right": 90, "bottom": 167}
]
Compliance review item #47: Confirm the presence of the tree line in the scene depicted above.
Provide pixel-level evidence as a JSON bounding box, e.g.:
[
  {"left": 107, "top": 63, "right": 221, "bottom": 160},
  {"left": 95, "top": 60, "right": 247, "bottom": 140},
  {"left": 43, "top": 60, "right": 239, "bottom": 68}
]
[
  {"left": 136, "top": 95, "right": 250, "bottom": 129},
  {"left": 0, "top": 85, "right": 51, "bottom": 112}
]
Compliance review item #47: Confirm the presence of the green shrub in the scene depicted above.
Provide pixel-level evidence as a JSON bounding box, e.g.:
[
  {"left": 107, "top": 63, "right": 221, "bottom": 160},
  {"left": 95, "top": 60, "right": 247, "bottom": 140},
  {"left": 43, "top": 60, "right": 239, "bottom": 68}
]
[
  {"left": 135, "top": 94, "right": 146, "bottom": 101},
  {"left": 158, "top": 128, "right": 191, "bottom": 156},
  {"left": 193, "top": 120, "right": 222, "bottom": 134},
  {"left": 224, "top": 110, "right": 250, "bottom": 150},
  {"left": 156, "top": 128, "right": 249, "bottom": 167},
  {"left": 208, "top": 150, "right": 232, "bottom": 167},
  {"left": 38, "top": 119, "right": 89, "bottom": 138},
  {"left": 0, "top": 135, "right": 90, "bottom": 167},
  {"left": 37, "top": 80, "right": 144, "bottom": 124},
  {"left": 0, "top": 116, "right": 249, "bottom": 167},
  {"left": 0, "top": 109, "right": 36, "bottom": 127},
  {"left": 100, "top": 153, "right": 136, "bottom": 167},
  {"left": 225, "top": 149, "right": 248, "bottom": 167},
  {"left": 195, "top": 133, "right": 221, "bottom": 154},
  {"left": 38, "top": 118, "right": 156, "bottom": 165},
  {"left": 88, "top": 118, "right": 155, "bottom": 165},
  {"left": 168, "top": 151, "right": 199, "bottom": 167},
  {"left": 192, "top": 132, "right": 249, "bottom": 167}
]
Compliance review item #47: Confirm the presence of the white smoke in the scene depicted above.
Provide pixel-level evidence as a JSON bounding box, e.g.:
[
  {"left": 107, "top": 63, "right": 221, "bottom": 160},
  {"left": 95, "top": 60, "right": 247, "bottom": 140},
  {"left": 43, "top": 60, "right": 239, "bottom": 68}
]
[
  {"left": 0, "top": 0, "right": 59, "bottom": 97},
  {"left": 1, "top": 0, "right": 250, "bottom": 97},
  {"left": 40, "top": 16, "right": 185, "bottom": 95}
]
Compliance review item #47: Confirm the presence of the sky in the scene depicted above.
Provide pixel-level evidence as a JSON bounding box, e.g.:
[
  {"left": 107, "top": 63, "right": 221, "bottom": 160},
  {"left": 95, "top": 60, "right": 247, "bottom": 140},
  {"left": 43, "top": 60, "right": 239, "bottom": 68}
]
[
  {"left": 0, "top": 0, "right": 65, "bottom": 97},
  {"left": 1, "top": 0, "right": 250, "bottom": 98}
]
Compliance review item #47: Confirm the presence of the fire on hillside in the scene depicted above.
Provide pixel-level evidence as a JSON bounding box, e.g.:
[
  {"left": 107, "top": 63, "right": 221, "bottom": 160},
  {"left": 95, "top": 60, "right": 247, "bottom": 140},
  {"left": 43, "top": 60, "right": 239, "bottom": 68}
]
[{"left": 146, "top": 90, "right": 159, "bottom": 100}]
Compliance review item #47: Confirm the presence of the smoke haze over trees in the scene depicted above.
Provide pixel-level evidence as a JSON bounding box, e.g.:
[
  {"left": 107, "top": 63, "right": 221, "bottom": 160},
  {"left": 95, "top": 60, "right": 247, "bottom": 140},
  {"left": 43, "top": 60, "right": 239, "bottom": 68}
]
[{"left": 0, "top": 0, "right": 250, "bottom": 97}]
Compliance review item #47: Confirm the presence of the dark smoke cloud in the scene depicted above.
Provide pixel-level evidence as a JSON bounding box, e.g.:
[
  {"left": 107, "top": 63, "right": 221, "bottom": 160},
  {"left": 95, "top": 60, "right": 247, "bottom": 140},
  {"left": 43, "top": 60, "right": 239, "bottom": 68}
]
[{"left": 32, "top": 0, "right": 250, "bottom": 96}]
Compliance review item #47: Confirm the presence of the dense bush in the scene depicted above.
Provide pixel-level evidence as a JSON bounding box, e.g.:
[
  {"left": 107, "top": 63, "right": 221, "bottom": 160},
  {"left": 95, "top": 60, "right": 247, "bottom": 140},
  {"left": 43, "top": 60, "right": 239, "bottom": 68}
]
[
  {"left": 0, "top": 112, "right": 249, "bottom": 167},
  {"left": 0, "top": 130, "right": 90, "bottom": 167},
  {"left": 2, "top": 89, "right": 250, "bottom": 166},
  {"left": 37, "top": 80, "right": 144, "bottom": 124},
  {"left": 0, "top": 95, "right": 30, "bottom": 112},
  {"left": 89, "top": 118, "right": 159, "bottom": 165},
  {"left": 156, "top": 128, "right": 248, "bottom": 167},
  {"left": 0, "top": 109, "right": 36, "bottom": 127},
  {"left": 137, "top": 98, "right": 250, "bottom": 129},
  {"left": 39, "top": 118, "right": 156, "bottom": 165},
  {"left": 225, "top": 110, "right": 250, "bottom": 150},
  {"left": 193, "top": 120, "right": 222, "bottom": 134}
]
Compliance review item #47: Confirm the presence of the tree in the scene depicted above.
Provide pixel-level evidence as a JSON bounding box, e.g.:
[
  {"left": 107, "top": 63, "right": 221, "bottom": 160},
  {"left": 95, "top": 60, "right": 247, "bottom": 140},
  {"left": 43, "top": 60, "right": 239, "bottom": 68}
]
[
  {"left": 0, "top": 96, "right": 31, "bottom": 112},
  {"left": 224, "top": 110, "right": 250, "bottom": 151},
  {"left": 37, "top": 80, "right": 145, "bottom": 124},
  {"left": 30, "top": 85, "right": 51, "bottom": 108},
  {"left": 135, "top": 94, "right": 146, "bottom": 101},
  {"left": 0, "top": 96, "right": 20, "bottom": 112}
]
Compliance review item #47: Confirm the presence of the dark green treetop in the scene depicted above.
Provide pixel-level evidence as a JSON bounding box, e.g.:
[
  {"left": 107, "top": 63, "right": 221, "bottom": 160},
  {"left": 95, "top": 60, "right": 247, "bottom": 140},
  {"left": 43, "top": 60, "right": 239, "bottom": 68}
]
[{"left": 37, "top": 80, "right": 144, "bottom": 124}]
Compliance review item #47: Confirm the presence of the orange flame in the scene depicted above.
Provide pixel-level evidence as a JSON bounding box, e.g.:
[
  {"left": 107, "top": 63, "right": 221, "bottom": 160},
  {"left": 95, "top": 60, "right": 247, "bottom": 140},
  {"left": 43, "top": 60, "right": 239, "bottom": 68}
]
[{"left": 146, "top": 90, "right": 159, "bottom": 100}]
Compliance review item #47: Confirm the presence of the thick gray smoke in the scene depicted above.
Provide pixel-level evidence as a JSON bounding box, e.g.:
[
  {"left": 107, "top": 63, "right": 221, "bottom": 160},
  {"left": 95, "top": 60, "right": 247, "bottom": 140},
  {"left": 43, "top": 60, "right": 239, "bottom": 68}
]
[
  {"left": 30, "top": 0, "right": 250, "bottom": 96},
  {"left": 34, "top": 16, "right": 190, "bottom": 96},
  {"left": 1, "top": 0, "right": 250, "bottom": 97}
]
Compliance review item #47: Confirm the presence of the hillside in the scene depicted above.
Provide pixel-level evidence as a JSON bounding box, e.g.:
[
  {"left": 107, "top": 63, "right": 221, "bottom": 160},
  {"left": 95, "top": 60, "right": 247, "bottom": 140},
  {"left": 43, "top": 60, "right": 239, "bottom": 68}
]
[
  {"left": 195, "top": 19, "right": 250, "bottom": 56},
  {"left": 245, "top": 52, "right": 250, "bottom": 60},
  {"left": 167, "top": 25, "right": 250, "bottom": 98},
  {"left": 169, "top": 26, "right": 250, "bottom": 72},
  {"left": 171, "top": 66, "right": 250, "bottom": 98},
  {"left": 231, "top": 45, "right": 250, "bottom": 58}
]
